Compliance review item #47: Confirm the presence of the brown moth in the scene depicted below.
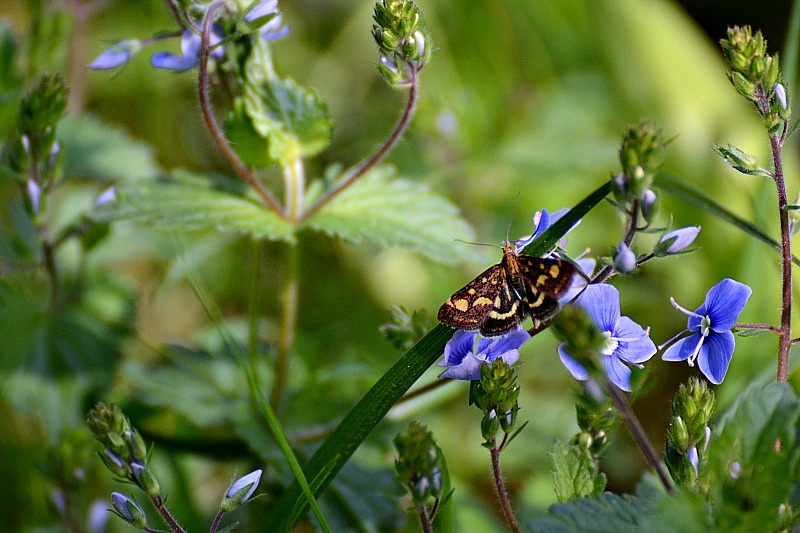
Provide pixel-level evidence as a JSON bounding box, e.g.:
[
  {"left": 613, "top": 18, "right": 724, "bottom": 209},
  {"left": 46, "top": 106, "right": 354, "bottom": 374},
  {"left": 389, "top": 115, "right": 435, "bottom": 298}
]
[{"left": 438, "top": 241, "right": 576, "bottom": 336}]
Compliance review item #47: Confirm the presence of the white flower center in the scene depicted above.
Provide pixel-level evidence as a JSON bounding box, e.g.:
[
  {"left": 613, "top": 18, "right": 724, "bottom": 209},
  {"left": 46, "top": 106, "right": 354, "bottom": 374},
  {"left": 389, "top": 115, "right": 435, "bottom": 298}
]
[{"left": 601, "top": 331, "right": 619, "bottom": 356}]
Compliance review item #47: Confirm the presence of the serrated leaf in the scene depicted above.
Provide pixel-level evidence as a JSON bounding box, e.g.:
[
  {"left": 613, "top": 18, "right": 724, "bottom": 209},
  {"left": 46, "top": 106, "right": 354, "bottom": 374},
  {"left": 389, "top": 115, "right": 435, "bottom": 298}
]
[
  {"left": 302, "top": 166, "right": 478, "bottom": 264},
  {"left": 243, "top": 39, "right": 332, "bottom": 162},
  {"left": 708, "top": 382, "right": 800, "bottom": 532},
  {"left": 89, "top": 177, "right": 295, "bottom": 242},
  {"left": 532, "top": 493, "right": 654, "bottom": 533},
  {"left": 549, "top": 441, "right": 607, "bottom": 502},
  {"left": 59, "top": 114, "right": 160, "bottom": 182}
]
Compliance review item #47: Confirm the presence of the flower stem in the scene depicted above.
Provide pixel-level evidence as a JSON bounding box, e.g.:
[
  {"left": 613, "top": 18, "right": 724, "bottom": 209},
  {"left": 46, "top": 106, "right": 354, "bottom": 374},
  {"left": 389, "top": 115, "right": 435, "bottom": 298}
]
[
  {"left": 604, "top": 380, "right": 674, "bottom": 493},
  {"left": 417, "top": 506, "right": 433, "bottom": 533},
  {"left": 592, "top": 199, "right": 640, "bottom": 284},
  {"left": 271, "top": 240, "right": 299, "bottom": 412},
  {"left": 300, "top": 63, "right": 420, "bottom": 221},
  {"left": 209, "top": 510, "right": 224, "bottom": 533},
  {"left": 197, "top": 2, "right": 284, "bottom": 216},
  {"left": 490, "top": 441, "right": 521, "bottom": 533},
  {"left": 770, "top": 131, "right": 792, "bottom": 382},
  {"left": 150, "top": 495, "right": 186, "bottom": 533}
]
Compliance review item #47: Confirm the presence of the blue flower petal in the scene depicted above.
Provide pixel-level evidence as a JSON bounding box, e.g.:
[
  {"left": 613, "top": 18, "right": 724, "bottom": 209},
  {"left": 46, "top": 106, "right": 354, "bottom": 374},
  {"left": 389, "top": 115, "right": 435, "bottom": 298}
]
[
  {"left": 558, "top": 344, "right": 590, "bottom": 381},
  {"left": 478, "top": 327, "right": 530, "bottom": 357},
  {"left": 439, "top": 330, "right": 477, "bottom": 367},
  {"left": 559, "top": 257, "right": 595, "bottom": 304},
  {"left": 698, "top": 330, "right": 735, "bottom": 384},
  {"left": 151, "top": 52, "right": 197, "bottom": 71},
  {"left": 576, "top": 284, "right": 620, "bottom": 333},
  {"left": 613, "top": 316, "right": 656, "bottom": 364},
  {"left": 699, "top": 278, "right": 751, "bottom": 332},
  {"left": 661, "top": 333, "right": 701, "bottom": 362},
  {"left": 438, "top": 353, "right": 483, "bottom": 380},
  {"left": 89, "top": 49, "right": 131, "bottom": 70},
  {"left": 604, "top": 354, "right": 633, "bottom": 391},
  {"left": 245, "top": 0, "right": 278, "bottom": 22}
]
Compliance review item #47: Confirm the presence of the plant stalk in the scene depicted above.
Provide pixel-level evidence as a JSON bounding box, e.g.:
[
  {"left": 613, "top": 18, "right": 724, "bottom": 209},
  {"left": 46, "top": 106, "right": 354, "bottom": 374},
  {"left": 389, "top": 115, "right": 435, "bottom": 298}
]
[
  {"left": 490, "top": 442, "right": 521, "bottom": 533},
  {"left": 770, "top": 131, "right": 791, "bottom": 382}
]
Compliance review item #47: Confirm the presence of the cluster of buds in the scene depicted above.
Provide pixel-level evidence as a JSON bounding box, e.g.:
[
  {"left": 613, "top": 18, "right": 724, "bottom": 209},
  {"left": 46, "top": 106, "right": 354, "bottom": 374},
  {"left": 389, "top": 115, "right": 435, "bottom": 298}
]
[
  {"left": 720, "top": 25, "right": 789, "bottom": 131},
  {"left": 8, "top": 76, "right": 68, "bottom": 220},
  {"left": 570, "top": 386, "right": 617, "bottom": 457},
  {"left": 393, "top": 422, "right": 443, "bottom": 507},
  {"left": 86, "top": 402, "right": 161, "bottom": 499},
  {"left": 372, "top": 0, "right": 432, "bottom": 86},
  {"left": 612, "top": 121, "right": 666, "bottom": 217},
  {"left": 469, "top": 358, "right": 521, "bottom": 444},
  {"left": 663, "top": 377, "right": 715, "bottom": 488}
]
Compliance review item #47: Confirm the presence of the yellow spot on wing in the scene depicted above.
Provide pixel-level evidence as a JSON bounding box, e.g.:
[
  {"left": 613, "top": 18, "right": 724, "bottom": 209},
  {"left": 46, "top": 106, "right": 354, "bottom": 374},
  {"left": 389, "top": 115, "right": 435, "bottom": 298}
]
[
  {"left": 473, "top": 297, "right": 493, "bottom": 307},
  {"left": 549, "top": 264, "right": 560, "bottom": 277},
  {"left": 454, "top": 299, "right": 469, "bottom": 312}
]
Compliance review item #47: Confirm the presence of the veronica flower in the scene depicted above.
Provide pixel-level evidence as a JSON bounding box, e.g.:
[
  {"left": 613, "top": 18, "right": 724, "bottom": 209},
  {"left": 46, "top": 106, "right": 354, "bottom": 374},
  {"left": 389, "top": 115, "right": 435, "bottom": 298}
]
[
  {"left": 613, "top": 242, "right": 636, "bottom": 273},
  {"left": 438, "top": 327, "right": 530, "bottom": 381},
  {"left": 558, "top": 283, "right": 656, "bottom": 391},
  {"left": 151, "top": 28, "right": 225, "bottom": 71},
  {"left": 220, "top": 469, "right": 262, "bottom": 511},
  {"left": 662, "top": 278, "right": 751, "bottom": 384},
  {"left": 514, "top": 208, "right": 578, "bottom": 254}
]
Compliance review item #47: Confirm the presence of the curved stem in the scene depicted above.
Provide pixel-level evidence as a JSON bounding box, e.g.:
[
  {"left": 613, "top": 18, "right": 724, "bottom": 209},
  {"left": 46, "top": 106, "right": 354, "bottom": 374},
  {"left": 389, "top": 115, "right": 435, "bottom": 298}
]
[
  {"left": 490, "top": 441, "right": 520, "bottom": 533},
  {"left": 605, "top": 380, "right": 674, "bottom": 493},
  {"left": 209, "top": 510, "right": 224, "bottom": 533},
  {"left": 300, "top": 64, "right": 419, "bottom": 221},
  {"left": 271, "top": 240, "right": 299, "bottom": 413},
  {"left": 197, "top": 3, "right": 285, "bottom": 216},
  {"left": 770, "top": 131, "right": 792, "bottom": 382}
]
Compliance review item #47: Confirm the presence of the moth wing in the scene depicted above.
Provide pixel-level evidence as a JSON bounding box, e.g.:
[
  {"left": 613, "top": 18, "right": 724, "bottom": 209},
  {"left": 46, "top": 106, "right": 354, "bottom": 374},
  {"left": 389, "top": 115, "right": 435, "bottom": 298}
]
[
  {"left": 516, "top": 256, "right": 577, "bottom": 327},
  {"left": 478, "top": 277, "right": 526, "bottom": 336},
  {"left": 438, "top": 264, "right": 506, "bottom": 331}
]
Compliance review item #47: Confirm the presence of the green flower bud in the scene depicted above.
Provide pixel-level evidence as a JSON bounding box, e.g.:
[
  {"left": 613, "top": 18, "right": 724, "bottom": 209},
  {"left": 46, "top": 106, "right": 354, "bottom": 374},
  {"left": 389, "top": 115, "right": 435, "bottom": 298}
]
[
  {"left": 713, "top": 143, "right": 762, "bottom": 175},
  {"left": 111, "top": 492, "right": 147, "bottom": 528},
  {"left": 123, "top": 429, "right": 147, "bottom": 463},
  {"left": 100, "top": 448, "right": 128, "bottom": 477},
  {"left": 393, "top": 422, "right": 443, "bottom": 506},
  {"left": 130, "top": 462, "right": 161, "bottom": 497},
  {"left": 220, "top": 469, "right": 262, "bottom": 512}
]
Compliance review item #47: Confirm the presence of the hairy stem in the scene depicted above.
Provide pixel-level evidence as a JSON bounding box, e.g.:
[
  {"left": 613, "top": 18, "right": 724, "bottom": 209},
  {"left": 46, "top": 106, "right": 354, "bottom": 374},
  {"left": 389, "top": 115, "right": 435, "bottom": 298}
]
[
  {"left": 605, "top": 381, "right": 674, "bottom": 493},
  {"left": 271, "top": 240, "right": 299, "bottom": 412},
  {"left": 592, "top": 199, "right": 640, "bottom": 284},
  {"left": 209, "top": 510, "right": 224, "bottom": 533},
  {"left": 300, "top": 64, "right": 419, "bottom": 221},
  {"left": 150, "top": 495, "right": 186, "bottom": 533},
  {"left": 490, "top": 442, "right": 521, "bottom": 533},
  {"left": 197, "top": 2, "right": 284, "bottom": 215},
  {"left": 770, "top": 131, "right": 792, "bottom": 382}
]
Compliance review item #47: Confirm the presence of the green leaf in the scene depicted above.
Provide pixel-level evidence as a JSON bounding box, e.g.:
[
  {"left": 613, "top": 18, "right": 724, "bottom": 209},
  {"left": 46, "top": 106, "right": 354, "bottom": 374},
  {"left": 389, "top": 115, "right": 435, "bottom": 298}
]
[
  {"left": 225, "top": 97, "right": 271, "bottom": 168},
  {"left": 59, "top": 114, "right": 160, "bottom": 182},
  {"left": 302, "top": 166, "right": 479, "bottom": 265},
  {"left": 264, "top": 181, "right": 611, "bottom": 532},
  {"left": 656, "top": 173, "right": 800, "bottom": 267},
  {"left": 549, "top": 441, "right": 606, "bottom": 502},
  {"left": 707, "top": 382, "right": 800, "bottom": 533},
  {"left": 89, "top": 174, "right": 295, "bottom": 242},
  {"left": 531, "top": 492, "right": 655, "bottom": 533},
  {"left": 243, "top": 39, "right": 332, "bottom": 162}
]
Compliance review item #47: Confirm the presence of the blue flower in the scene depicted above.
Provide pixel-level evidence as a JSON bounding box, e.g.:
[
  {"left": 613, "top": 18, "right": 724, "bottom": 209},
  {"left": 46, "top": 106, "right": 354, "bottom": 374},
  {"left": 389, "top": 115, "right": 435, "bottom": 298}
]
[
  {"left": 514, "top": 208, "right": 578, "bottom": 254},
  {"left": 654, "top": 226, "right": 701, "bottom": 256},
  {"left": 661, "top": 278, "right": 751, "bottom": 384},
  {"left": 89, "top": 40, "right": 142, "bottom": 70},
  {"left": 438, "top": 327, "right": 530, "bottom": 381},
  {"left": 558, "top": 284, "right": 657, "bottom": 391},
  {"left": 151, "top": 28, "right": 225, "bottom": 71},
  {"left": 221, "top": 468, "right": 262, "bottom": 511}
]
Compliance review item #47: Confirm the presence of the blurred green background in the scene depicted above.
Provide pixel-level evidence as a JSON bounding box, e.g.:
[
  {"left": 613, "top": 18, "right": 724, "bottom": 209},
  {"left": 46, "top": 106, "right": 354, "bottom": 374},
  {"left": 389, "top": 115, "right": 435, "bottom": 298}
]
[{"left": 1, "top": 0, "right": 798, "bottom": 531}]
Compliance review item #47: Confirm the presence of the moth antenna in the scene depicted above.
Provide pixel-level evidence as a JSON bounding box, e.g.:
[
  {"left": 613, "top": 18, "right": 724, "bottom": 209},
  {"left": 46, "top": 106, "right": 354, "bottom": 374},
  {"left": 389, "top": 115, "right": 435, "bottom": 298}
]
[
  {"left": 505, "top": 193, "right": 522, "bottom": 244},
  {"left": 454, "top": 239, "right": 502, "bottom": 250}
]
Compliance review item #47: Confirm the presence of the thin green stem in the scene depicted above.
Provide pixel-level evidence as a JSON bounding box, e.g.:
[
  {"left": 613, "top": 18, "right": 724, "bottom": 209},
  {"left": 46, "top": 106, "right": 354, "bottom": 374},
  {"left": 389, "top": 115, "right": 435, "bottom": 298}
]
[
  {"left": 770, "top": 131, "right": 792, "bottom": 382},
  {"left": 490, "top": 441, "right": 520, "bottom": 533},
  {"left": 300, "top": 63, "right": 419, "bottom": 221},
  {"left": 605, "top": 380, "right": 674, "bottom": 493},
  {"left": 197, "top": 2, "right": 284, "bottom": 216},
  {"left": 271, "top": 240, "right": 299, "bottom": 413},
  {"left": 284, "top": 151, "right": 305, "bottom": 220}
]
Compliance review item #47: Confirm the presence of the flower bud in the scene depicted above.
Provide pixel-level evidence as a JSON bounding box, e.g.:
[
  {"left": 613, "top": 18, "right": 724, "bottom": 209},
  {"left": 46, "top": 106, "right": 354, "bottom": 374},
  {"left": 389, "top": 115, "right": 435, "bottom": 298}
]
[
  {"left": 111, "top": 492, "right": 147, "bottom": 528},
  {"left": 613, "top": 242, "right": 636, "bottom": 274},
  {"left": 123, "top": 428, "right": 147, "bottom": 462},
  {"left": 220, "top": 469, "right": 262, "bottom": 512},
  {"left": 641, "top": 188, "right": 657, "bottom": 221},
  {"left": 130, "top": 461, "right": 161, "bottom": 497},
  {"left": 100, "top": 448, "right": 128, "bottom": 477},
  {"left": 27, "top": 179, "right": 42, "bottom": 216},
  {"left": 654, "top": 226, "right": 701, "bottom": 257},
  {"left": 713, "top": 143, "right": 762, "bottom": 175},
  {"left": 394, "top": 422, "right": 443, "bottom": 506}
]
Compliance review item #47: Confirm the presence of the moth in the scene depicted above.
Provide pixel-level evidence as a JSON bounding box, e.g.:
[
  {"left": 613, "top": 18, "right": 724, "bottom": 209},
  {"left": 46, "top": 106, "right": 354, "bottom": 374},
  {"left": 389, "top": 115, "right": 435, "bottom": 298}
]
[{"left": 438, "top": 241, "right": 576, "bottom": 336}]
